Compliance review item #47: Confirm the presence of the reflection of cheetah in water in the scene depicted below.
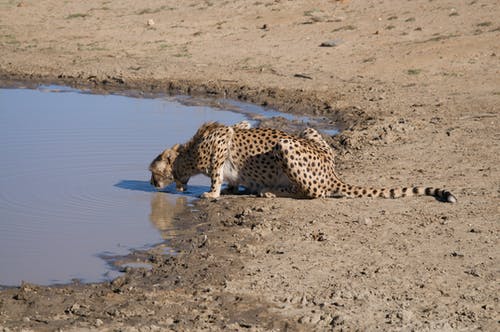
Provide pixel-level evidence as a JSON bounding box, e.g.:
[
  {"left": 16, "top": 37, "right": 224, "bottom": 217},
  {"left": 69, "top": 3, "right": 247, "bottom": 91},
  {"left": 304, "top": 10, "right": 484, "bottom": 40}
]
[{"left": 150, "top": 121, "right": 456, "bottom": 203}]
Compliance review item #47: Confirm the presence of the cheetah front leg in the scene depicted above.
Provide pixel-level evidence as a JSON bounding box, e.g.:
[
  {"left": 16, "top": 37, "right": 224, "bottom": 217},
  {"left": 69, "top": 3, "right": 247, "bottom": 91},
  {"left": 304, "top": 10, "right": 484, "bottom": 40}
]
[
  {"left": 201, "top": 156, "right": 227, "bottom": 199},
  {"left": 200, "top": 129, "right": 233, "bottom": 199},
  {"left": 201, "top": 174, "right": 223, "bottom": 199}
]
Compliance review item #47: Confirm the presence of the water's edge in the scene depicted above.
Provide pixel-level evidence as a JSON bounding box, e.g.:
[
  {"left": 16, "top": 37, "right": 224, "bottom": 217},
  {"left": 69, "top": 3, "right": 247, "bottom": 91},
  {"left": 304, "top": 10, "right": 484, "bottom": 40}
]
[{"left": 0, "top": 82, "right": 339, "bottom": 287}]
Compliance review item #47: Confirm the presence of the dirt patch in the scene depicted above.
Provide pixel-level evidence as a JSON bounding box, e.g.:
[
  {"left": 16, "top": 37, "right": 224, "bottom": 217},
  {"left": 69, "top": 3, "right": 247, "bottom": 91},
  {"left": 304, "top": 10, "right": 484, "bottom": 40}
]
[{"left": 0, "top": 0, "right": 499, "bottom": 331}]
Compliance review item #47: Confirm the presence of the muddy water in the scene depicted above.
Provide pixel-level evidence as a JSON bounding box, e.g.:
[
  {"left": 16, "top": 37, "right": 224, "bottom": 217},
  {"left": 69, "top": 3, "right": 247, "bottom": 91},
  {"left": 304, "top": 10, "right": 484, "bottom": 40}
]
[
  {"left": 0, "top": 85, "right": 248, "bottom": 286},
  {"left": 0, "top": 85, "right": 337, "bottom": 287}
]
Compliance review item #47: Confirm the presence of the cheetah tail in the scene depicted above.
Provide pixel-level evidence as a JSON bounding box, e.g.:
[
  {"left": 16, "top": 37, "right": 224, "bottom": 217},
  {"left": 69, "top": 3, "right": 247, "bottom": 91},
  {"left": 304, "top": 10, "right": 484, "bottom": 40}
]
[{"left": 340, "top": 185, "right": 457, "bottom": 203}]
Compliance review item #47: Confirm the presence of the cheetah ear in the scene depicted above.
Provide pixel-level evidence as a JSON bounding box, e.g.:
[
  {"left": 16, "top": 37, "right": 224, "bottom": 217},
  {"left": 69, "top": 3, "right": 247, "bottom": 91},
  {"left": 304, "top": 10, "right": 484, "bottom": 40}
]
[
  {"left": 161, "top": 144, "right": 179, "bottom": 158},
  {"left": 161, "top": 145, "right": 180, "bottom": 162}
]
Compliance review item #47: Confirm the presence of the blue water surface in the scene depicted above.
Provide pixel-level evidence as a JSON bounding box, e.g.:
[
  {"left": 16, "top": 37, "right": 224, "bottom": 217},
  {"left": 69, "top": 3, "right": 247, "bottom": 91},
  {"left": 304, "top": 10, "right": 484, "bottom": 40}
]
[{"left": 0, "top": 85, "right": 246, "bottom": 286}]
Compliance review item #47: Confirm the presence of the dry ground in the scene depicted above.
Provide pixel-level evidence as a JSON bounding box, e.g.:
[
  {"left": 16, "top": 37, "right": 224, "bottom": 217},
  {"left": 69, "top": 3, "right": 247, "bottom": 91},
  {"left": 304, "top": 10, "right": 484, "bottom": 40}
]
[{"left": 0, "top": 0, "right": 499, "bottom": 331}]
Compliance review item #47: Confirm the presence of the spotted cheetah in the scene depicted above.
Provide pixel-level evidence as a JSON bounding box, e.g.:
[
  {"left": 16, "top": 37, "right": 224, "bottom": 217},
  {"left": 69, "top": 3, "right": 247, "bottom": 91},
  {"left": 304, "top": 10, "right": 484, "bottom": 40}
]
[{"left": 149, "top": 121, "right": 456, "bottom": 203}]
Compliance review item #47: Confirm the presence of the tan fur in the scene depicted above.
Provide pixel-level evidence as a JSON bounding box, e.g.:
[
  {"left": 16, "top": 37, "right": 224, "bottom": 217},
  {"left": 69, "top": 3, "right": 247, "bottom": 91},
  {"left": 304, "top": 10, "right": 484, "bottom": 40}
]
[{"left": 149, "top": 121, "right": 456, "bottom": 203}]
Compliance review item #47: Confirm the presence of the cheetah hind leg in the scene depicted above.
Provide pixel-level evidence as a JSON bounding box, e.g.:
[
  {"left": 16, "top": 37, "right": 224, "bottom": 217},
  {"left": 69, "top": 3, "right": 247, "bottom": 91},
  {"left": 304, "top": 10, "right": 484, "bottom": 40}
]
[
  {"left": 299, "top": 128, "right": 332, "bottom": 152},
  {"left": 299, "top": 127, "right": 341, "bottom": 179}
]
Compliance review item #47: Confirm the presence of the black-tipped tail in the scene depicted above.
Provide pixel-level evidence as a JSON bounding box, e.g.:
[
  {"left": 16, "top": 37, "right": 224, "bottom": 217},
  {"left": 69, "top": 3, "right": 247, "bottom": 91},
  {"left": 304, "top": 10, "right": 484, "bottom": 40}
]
[
  {"left": 419, "top": 187, "right": 457, "bottom": 203},
  {"left": 337, "top": 185, "right": 457, "bottom": 203},
  {"left": 433, "top": 188, "right": 457, "bottom": 203}
]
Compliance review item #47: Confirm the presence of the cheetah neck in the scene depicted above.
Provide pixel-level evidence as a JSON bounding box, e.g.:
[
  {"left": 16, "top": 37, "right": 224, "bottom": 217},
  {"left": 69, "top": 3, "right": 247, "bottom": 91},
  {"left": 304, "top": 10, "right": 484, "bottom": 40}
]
[{"left": 172, "top": 144, "right": 200, "bottom": 182}]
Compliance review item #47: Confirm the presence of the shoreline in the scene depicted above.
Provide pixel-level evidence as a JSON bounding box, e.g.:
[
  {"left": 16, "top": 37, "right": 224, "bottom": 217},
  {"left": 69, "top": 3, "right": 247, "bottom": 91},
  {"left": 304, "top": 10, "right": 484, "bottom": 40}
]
[{"left": 0, "top": 71, "right": 360, "bottom": 131}]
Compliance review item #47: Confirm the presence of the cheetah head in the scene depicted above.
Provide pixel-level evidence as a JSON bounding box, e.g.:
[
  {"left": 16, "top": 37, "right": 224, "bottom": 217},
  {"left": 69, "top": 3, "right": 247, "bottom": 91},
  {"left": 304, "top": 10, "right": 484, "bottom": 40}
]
[{"left": 149, "top": 144, "right": 187, "bottom": 191}]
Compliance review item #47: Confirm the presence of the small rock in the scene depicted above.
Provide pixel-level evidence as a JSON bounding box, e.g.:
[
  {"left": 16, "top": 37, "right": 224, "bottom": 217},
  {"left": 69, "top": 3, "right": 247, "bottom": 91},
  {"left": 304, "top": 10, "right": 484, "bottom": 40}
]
[
  {"left": 70, "top": 303, "right": 80, "bottom": 312},
  {"left": 330, "top": 314, "right": 345, "bottom": 327},
  {"left": 95, "top": 319, "right": 104, "bottom": 327},
  {"left": 464, "top": 269, "right": 480, "bottom": 277},
  {"left": 239, "top": 322, "right": 252, "bottom": 328},
  {"left": 235, "top": 208, "right": 252, "bottom": 219},
  {"left": 481, "top": 304, "right": 492, "bottom": 310},
  {"left": 198, "top": 234, "right": 208, "bottom": 248},
  {"left": 294, "top": 73, "right": 313, "bottom": 80},
  {"left": 311, "top": 230, "right": 328, "bottom": 241},
  {"left": 147, "top": 19, "right": 155, "bottom": 26},
  {"left": 310, "top": 313, "right": 322, "bottom": 325},
  {"left": 357, "top": 216, "right": 373, "bottom": 226},
  {"left": 310, "top": 16, "right": 327, "bottom": 23},
  {"left": 111, "top": 276, "right": 127, "bottom": 290},
  {"left": 12, "top": 292, "right": 27, "bottom": 301},
  {"left": 363, "top": 217, "right": 373, "bottom": 225},
  {"left": 320, "top": 40, "right": 342, "bottom": 47},
  {"left": 400, "top": 309, "right": 414, "bottom": 322}
]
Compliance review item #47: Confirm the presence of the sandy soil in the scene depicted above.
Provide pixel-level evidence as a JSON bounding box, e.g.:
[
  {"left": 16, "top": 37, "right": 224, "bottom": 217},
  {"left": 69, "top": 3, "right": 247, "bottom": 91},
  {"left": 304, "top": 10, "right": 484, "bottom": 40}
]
[{"left": 0, "top": 0, "right": 499, "bottom": 331}]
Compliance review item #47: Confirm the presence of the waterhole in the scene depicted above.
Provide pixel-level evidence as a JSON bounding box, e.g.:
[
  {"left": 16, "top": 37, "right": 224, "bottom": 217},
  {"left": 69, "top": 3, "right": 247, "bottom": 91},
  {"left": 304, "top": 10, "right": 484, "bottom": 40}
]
[{"left": 0, "top": 84, "right": 336, "bottom": 286}]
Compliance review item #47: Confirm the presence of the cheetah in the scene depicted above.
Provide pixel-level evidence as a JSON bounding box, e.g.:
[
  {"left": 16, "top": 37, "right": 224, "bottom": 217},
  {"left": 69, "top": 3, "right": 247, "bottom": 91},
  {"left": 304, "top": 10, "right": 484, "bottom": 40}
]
[{"left": 149, "top": 121, "right": 456, "bottom": 203}]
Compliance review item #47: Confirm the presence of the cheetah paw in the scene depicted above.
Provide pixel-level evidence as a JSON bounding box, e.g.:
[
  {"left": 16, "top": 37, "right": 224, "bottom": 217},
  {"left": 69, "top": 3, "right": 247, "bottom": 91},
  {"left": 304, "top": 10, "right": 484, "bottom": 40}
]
[
  {"left": 259, "top": 191, "right": 276, "bottom": 198},
  {"left": 201, "top": 191, "right": 220, "bottom": 199}
]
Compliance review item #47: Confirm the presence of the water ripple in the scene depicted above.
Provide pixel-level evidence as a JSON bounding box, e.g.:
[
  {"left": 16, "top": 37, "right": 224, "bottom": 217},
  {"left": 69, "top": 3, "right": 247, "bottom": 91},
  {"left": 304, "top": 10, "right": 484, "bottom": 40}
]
[{"left": 0, "top": 85, "right": 245, "bottom": 286}]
